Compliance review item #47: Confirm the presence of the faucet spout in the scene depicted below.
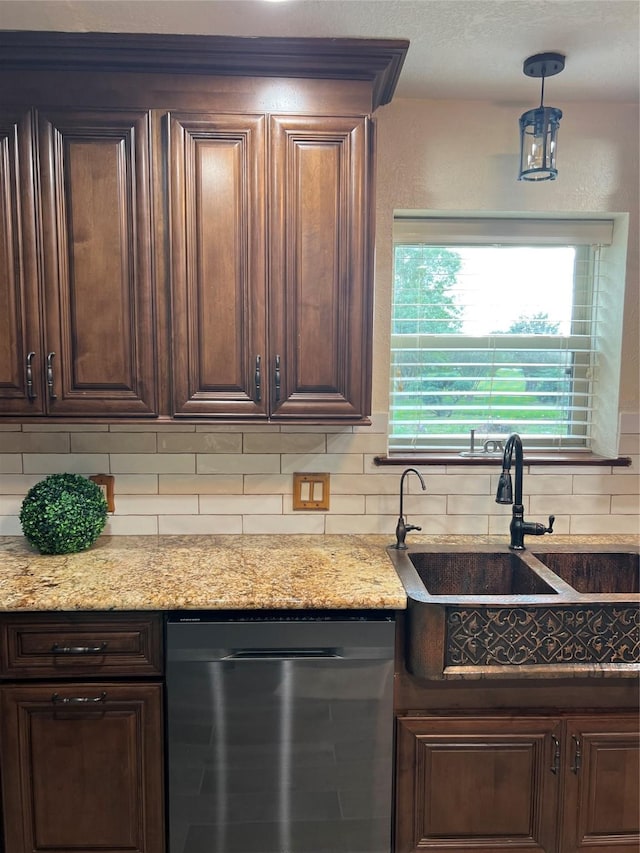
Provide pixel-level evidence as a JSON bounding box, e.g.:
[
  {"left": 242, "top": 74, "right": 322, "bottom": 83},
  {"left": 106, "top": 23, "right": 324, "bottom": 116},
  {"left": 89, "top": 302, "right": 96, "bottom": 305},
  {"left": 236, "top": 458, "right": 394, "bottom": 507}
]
[
  {"left": 495, "top": 433, "right": 554, "bottom": 550},
  {"left": 394, "top": 467, "right": 427, "bottom": 549}
]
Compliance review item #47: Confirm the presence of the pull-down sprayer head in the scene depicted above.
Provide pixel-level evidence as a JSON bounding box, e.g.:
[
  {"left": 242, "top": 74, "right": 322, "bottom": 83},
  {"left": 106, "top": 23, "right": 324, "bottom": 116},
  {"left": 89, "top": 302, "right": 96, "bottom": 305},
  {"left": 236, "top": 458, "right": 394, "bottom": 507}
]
[{"left": 495, "top": 433, "right": 523, "bottom": 506}]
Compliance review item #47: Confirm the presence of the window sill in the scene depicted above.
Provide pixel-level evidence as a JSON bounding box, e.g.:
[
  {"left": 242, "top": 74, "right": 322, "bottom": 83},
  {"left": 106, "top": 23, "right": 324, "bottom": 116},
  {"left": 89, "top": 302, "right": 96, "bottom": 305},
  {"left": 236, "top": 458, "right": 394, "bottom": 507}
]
[{"left": 374, "top": 453, "right": 632, "bottom": 467}]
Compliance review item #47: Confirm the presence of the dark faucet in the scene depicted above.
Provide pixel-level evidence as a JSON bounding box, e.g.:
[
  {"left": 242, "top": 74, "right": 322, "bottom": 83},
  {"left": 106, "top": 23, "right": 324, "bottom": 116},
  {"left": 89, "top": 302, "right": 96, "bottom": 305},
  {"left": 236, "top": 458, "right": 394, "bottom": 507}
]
[
  {"left": 393, "top": 467, "right": 427, "bottom": 549},
  {"left": 496, "top": 433, "right": 554, "bottom": 550}
]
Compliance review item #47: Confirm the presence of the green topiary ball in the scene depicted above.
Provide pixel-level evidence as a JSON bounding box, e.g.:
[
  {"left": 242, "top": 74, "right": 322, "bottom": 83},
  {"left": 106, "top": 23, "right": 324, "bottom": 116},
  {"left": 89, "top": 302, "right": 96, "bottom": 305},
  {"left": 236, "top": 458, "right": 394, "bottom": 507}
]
[{"left": 20, "top": 473, "right": 108, "bottom": 555}]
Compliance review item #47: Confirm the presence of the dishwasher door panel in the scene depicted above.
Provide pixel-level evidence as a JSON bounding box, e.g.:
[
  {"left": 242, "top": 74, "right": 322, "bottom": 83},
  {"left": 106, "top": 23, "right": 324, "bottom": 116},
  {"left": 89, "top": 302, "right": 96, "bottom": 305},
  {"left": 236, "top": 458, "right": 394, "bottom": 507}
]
[{"left": 167, "top": 626, "right": 394, "bottom": 853}]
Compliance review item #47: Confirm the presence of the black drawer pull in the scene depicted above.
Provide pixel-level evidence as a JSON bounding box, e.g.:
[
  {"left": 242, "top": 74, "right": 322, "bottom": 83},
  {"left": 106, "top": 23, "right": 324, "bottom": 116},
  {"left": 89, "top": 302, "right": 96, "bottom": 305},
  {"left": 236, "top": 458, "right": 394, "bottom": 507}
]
[
  {"left": 52, "top": 692, "right": 107, "bottom": 705},
  {"left": 51, "top": 642, "right": 108, "bottom": 655}
]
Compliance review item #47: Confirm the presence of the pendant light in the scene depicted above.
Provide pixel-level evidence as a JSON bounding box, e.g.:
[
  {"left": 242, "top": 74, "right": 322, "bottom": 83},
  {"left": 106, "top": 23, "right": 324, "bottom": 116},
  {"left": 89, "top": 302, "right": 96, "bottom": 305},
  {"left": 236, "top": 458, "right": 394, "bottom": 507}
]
[{"left": 518, "top": 52, "right": 565, "bottom": 181}]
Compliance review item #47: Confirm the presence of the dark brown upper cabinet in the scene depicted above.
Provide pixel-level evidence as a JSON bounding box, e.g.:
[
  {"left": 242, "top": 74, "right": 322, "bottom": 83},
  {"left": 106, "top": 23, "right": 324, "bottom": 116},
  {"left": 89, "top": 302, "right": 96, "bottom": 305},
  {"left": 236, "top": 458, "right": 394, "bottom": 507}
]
[
  {"left": 0, "top": 107, "right": 157, "bottom": 417},
  {"left": 0, "top": 32, "right": 408, "bottom": 422},
  {"left": 169, "top": 111, "right": 373, "bottom": 420},
  {"left": 269, "top": 114, "right": 373, "bottom": 420},
  {"left": 168, "top": 112, "right": 268, "bottom": 418}
]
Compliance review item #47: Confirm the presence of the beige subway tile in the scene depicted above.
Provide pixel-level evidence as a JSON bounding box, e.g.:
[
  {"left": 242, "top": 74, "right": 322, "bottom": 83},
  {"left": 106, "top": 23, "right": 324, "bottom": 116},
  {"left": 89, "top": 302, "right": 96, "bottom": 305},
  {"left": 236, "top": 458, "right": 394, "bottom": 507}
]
[
  {"left": 243, "top": 474, "right": 292, "bottom": 495},
  {"left": 0, "top": 424, "right": 21, "bottom": 431},
  {"left": 570, "top": 515, "right": 640, "bottom": 535},
  {"left": 573, "top": 474, "right": 639, "bottom": 495},
  {"left": 326, "top": 433, "right": 387, "bottom": 455},
  {"left": 103, "top": 516, "right": 158, "bottom": 535},
  {"left": 330, "top": 474, "right": 400, "bottom": 494},
  {"left": 159, "top": 433, "right": 242, "bottom": 453},
  {"left": 0, "top": 432, "right": 70, "bottom": 453},
  {"left": 530, "top": 494, "right": 610, "bottom": 515},
  {"left": 619, "top": 433, "right": 640, "bottom": 455},
  {"left": 0, "top": 455, "right": 22, "bottom": 474},
  {"left": 443, "top": 462, "right": 495, "bottom": 475},
  {"left": 0, "top": 496, "right": 23, "bottom": 515},
  {"left": 280, "top": 494, "right": 364, "bottom": 514},
  {"left": 619, "top": 412, "right": 639, "bottom": 434},
  {"left": 611, "top": 494, "right": 640, "bottom": 514},
  {"left": 23, "top": 454, "right": 109, "bottom": 474},
  {"left": 197, "top": 454, "right": 280, "bottom": 475},
  {"left": 325, "top": 515, "right": 395, "bottom": 534},
  {"left": 159, "top": 515, "right": 242, "bottom": 534},
  {"left": 354, "top": 412, "right": 388, "bottom": 434},
  {"left": 533, "top": 464, "right": 609, "bottom": 475},
  {"left": 110, "top": 454, "right": 195, "bottom": 474},
  {"left": 446, "top": 495, "right": 503, "bottom": 515},
  {"left": 71, "top": 433, "right": 157, "bottom": 454},
  {"left": 243, "top": 433, "right": 326, "bottom": 454},
  {"left": 422, "top": 515, "right": 490, "bottom": 535},
  {"left": 0, "top": 516, "right": 22, "bottom": 534},
  {"left": 519, "top": 474, "right": 574, "bottom": 494},
  {"left": 113, "top": 475, "right": 158, "bottom": 495},
  {"left": 365, "top": 494, "right": 445, "bottom": 515},
  {"left": 243, "top": 515, "right": 325, "bottom": 534},
  {"left": 426, "top": 474, "right": 492, "bottom": 495},
  {"left": 281, "top": 453, "right": 362, "bottom": 475},
  {"left": 330, "top": 495, "right": 367, "bottom": 514},
  {"left": 199, "top": 495, "right": 282, "bottom": 514},
  {"left": 0, "top": 474, "right": 42, "bottom": 494},
  {"left": 116, "top": 495, "right": 199, "bottom": 515},
  {"left": 159, "top": 474, "right": 243, "bottom": 495}
]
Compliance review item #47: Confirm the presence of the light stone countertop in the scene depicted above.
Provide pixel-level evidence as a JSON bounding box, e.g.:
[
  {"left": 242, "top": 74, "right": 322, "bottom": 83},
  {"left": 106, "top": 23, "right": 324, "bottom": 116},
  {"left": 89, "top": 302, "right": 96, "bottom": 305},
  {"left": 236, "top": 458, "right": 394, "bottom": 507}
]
[{"left": 0, "top": 533, "right": 637, "bottom": 612}]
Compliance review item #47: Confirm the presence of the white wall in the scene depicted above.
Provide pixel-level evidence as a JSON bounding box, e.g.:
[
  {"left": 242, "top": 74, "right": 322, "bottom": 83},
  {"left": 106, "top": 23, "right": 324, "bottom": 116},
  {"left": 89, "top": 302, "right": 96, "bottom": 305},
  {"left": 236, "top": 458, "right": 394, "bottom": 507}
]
[{"left": 1, "top": 96, "right": 638, "bottom": 538}]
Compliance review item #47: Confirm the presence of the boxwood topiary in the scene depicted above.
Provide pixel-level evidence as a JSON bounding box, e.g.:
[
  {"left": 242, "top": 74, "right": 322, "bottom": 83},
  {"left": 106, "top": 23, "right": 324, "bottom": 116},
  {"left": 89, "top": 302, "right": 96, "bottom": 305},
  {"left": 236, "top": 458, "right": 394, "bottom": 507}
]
[{"left": 20, "top": 473, "right": 108, "bottom": 555}]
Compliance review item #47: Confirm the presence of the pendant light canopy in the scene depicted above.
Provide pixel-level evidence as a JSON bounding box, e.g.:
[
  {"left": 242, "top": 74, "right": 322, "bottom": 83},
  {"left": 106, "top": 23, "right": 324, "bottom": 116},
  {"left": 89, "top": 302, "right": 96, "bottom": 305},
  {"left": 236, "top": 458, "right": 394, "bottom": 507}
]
[{"left": 518, "top": 52, "right": 565, "bottom": 182}]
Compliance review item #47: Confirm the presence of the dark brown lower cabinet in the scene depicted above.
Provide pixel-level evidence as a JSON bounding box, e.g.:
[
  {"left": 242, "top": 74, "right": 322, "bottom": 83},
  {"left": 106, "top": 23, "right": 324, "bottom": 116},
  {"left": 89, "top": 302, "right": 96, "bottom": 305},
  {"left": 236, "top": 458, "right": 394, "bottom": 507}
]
[
  {"left": 395, "top": 712, "right": 639, "bottom": 853},
  {"left": 0, "top": 682, "right": 164, "bottom": 853}
]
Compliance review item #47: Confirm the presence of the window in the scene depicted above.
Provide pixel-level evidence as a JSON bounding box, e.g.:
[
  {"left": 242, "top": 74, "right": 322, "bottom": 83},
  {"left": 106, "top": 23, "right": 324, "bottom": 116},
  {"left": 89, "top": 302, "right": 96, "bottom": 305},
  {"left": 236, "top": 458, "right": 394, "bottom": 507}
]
[{"left": 390, "top": 216, "right": 625, "bottom": 456}]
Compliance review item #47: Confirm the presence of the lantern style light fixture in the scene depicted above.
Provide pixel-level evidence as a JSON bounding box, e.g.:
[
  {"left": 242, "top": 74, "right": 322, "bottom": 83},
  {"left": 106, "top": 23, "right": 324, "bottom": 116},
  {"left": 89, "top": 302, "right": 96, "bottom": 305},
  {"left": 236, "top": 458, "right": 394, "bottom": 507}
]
[{"left": 518, "top": 52, "right": 566, "bottom": 181}]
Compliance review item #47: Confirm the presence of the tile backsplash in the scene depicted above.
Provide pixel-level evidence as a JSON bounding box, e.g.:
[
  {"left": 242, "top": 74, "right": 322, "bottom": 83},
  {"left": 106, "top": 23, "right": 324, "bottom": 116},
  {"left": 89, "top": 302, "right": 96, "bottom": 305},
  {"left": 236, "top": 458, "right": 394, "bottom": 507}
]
[{"left": 1, "top": 414, "right": 638, "bottom": 537}]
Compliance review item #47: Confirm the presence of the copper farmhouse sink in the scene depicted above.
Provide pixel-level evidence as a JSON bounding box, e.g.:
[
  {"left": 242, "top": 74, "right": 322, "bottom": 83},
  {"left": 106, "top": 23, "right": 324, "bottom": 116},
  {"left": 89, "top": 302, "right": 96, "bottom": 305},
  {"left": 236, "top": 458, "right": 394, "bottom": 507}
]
[
  {"left": 389, "top": 544, "right": 640, "bottom": 681},
  {"left": 409, "top": 551, "right": 557, "bottom": 596},
  {"left": 532, "top": 550, "right": 639, "bottom": 594}
]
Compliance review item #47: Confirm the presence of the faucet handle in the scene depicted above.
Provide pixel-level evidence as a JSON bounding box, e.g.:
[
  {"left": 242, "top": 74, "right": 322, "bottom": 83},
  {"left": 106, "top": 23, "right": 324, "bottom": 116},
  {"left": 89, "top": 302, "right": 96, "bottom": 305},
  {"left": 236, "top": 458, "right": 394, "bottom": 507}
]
[
  {"left": 405, "top": 523, "right": 422, "bottom": 533},
  {"left": 545, "top": 515, "right": 555, "bottom": 534}
]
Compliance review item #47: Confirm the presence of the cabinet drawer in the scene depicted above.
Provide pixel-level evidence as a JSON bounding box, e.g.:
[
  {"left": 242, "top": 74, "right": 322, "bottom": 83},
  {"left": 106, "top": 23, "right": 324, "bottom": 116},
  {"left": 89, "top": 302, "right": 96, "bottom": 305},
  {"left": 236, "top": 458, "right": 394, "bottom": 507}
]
[{"left": 0, "top": 612, "right": 163, "bottom": 678}]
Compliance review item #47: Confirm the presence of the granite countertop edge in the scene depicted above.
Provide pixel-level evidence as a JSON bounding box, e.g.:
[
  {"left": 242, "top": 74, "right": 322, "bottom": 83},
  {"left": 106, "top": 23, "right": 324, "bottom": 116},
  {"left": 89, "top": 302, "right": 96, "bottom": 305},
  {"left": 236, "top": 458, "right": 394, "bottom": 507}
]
[{"left": 0, "top": 533, "right": 637, "bottom": 613}]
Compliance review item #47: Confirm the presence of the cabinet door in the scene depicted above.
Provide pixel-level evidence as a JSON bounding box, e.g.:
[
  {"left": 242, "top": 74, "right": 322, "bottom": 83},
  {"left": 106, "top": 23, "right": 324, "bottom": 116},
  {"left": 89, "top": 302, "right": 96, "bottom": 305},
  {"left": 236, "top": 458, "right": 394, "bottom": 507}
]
[
  {"left": 395, "top": 715, "right": 560, "bottom": 853},
  {"left": 560, "top": 714, "right": 639, "bottom": 852},
  {"left": 168, "top": 112, "right": 267, "bottom": 417},
  {"left": 269, "top": 115, "right": 373, "bottom": 420},
  {"left": 0, "top": 682, "right": 164, "bottom": 852},
  {"left": 38, "top": 109, "right": 157, "bottom": 416},
  {"left": 0, "top": 110, "right": 44, "bottom": 414}
]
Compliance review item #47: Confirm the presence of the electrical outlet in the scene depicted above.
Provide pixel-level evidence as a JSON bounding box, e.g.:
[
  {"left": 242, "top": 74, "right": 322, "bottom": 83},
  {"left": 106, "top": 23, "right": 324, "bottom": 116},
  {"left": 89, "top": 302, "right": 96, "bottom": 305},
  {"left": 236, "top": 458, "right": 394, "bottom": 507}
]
[
  {"left": 292, "top": 473, "right": 330, "bottom": 511},
  {"left": 89, "top": 474, "right": 115, "bottom": 513}
]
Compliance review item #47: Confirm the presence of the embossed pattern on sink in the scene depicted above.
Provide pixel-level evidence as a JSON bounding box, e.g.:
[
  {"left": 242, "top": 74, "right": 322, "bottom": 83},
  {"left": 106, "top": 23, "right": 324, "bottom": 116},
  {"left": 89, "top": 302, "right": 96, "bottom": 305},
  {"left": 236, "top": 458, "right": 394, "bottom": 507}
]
[
  {"left": 389, "top": 544, "right": 640, "bottom": 680},
  {"left": 532, "top": 551, "right": 639, "bottom": 594},
  {"left": 409, "top": 551, "right": 557, "bottom": 596}
]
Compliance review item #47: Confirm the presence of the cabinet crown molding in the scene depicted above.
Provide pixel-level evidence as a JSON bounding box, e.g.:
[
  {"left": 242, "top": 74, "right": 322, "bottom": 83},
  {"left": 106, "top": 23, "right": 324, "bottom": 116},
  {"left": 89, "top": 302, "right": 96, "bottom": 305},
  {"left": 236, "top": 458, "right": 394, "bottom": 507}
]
[{"left": 0, "top": 31, "right": 409, "bottom": 109}]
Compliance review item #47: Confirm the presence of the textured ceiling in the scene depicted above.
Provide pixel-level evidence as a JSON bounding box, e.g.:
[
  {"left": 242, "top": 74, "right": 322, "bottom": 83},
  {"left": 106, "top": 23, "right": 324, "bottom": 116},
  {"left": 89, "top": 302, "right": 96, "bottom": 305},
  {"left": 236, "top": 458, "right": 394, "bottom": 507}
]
[{"left": 0, "top": 0, "right": 638, "bottom": 103}]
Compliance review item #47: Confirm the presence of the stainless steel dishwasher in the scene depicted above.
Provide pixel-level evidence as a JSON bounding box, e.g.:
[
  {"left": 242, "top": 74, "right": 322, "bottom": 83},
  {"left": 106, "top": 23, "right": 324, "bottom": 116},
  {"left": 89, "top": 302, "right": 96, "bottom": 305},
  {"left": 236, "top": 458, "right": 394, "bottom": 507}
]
[{"left": 166, "top": 610, "right": 395, "bottom": 853}]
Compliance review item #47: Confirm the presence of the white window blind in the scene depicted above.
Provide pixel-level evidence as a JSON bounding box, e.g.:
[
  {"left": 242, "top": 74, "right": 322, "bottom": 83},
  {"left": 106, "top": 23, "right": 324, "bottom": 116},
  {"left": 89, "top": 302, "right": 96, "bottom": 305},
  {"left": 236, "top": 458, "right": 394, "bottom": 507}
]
[{"left": 390, "top": 216, "right": 616, "bottom": 453}]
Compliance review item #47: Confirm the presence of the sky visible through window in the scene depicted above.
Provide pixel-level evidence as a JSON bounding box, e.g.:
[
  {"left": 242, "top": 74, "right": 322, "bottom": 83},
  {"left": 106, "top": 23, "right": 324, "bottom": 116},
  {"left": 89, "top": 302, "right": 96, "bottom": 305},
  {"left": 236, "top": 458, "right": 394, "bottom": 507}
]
[{"left": 454, "top": 246, "right": 576, "bottom": 335}]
